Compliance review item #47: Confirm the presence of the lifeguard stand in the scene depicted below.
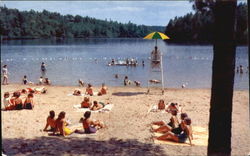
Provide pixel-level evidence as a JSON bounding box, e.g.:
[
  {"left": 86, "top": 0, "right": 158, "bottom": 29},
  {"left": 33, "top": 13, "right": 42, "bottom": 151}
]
[{"left": 147, "top": 46, "right": 164, "bottom": 95}]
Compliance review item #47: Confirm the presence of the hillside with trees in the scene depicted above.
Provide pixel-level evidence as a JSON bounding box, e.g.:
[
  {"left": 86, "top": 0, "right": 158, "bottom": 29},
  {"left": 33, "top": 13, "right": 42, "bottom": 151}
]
[
  {"left": 0, "top": 6, "right": 164, "bottom": 39},
  {"left": 165, "top": 2, "right": 248, "bottom": 44}
]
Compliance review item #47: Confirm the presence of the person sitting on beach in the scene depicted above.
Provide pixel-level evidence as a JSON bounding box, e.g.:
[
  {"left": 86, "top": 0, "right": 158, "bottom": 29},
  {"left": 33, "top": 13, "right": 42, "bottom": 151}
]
[
  {"left": 98, "top": 83, "right": 108, "bottom": 96},
  {"left": 44, "top": 110, "right": 56, "bottom": 131},
  {"left": 81, "top": 97, "right": 91, "bottom": 108},
  {"left": 90, "top": 101, "right": 107, "bottom": 111},
  {"left": 54, "top": 111, "right": 73, "bottom": 137},
  {"left": 154, "top": 117, "right": 193, "bottom": 146},
  {"left": 152, "top": 110, "right": 179, "bottom": 131},
  {"left": 134, "top": 81, "right": 141, "bottom": 87},
  {"left": 13, "top": 91, "right": 23, "bottom": 110},
  {"left": 158, "top": 99, "right": 165, "bottom": 110},
  {"left": 153, "top": 112, "right": 187, "bottom": 134},
  {"left": 85, "top": 84, "right": 94, "bottom": 96},
  {"left": 75, "top": 111, "right": 104, "bottom": 134},
  {"left": 78, "top": 79, "right": 84, "bottom": 87},
  {"left": 2, "top": 92, "right": 15, "bottom": 110},
  {"left": 73, "top": 89, "right": 81, "bottom": 96},
  {"left": 166, "top": 103, "right": 180, "bottom": 113},
  {"left": 39, "top": 76, "right": 43, "bottom": 85},
  {"left": 23, "top": 93, "right": 34, "bottom": 109},
  {"left": 44, "top": 78, "right": 51, "bottom": 85},
  {"left": 23, "top": 75, "right": 28, "bottom": 85}
]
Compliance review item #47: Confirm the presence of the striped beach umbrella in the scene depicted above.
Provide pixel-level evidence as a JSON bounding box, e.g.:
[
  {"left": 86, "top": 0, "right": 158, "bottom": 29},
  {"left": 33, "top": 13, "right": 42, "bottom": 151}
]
[{"left": 144, "top": 32, "right": 170, "bottom": 46}]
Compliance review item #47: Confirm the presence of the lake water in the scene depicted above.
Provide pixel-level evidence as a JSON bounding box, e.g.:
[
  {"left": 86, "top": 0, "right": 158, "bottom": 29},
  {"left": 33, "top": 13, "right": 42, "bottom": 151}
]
[{"left": 1, "top": 38, "right": 248, "bottom": 90}]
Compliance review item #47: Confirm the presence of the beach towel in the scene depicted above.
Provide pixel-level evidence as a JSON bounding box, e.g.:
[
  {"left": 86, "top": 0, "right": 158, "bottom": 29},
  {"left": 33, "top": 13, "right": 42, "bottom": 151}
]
[
  {"left": 73, "top": 104, "right": 113, "bottom": 113},
  {"left": 148, "top": 105, "right": 165, "bottom": 113},
  {"left": 152, "top": 125, "right": 208, "bottom": 146},
  {"left": 67, "top": 92, "right": 99, "bottom": 96}
]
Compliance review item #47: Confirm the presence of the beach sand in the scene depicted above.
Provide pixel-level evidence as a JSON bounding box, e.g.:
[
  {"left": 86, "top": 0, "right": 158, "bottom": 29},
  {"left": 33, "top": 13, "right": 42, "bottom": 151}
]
[{"left": 1, "top": 84, "right": 249, "bottom": 155}]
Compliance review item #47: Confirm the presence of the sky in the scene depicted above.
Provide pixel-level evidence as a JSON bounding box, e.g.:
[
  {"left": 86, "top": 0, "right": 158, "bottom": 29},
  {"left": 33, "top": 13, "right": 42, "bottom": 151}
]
[{"left": 1, "top": 1, "right": 196, "bottom": 26}]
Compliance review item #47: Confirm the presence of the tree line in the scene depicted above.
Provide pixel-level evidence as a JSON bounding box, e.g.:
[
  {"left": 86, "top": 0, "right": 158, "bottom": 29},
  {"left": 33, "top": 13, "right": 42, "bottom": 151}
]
[
  {"left": 165, "top": 2, "right": 248, "bottom": 44},
  {"left": 0, "top": 6, "right": 164, "bottom": 39}
]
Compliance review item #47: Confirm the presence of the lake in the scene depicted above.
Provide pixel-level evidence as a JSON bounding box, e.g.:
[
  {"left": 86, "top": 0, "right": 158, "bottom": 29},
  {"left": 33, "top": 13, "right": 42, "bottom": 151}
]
[{"left": 1, "top": 38, "right": 248, "bottom": 90}]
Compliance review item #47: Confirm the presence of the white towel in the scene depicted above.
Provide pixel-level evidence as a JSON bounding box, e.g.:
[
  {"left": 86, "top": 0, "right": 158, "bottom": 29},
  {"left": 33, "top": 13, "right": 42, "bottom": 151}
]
[
  {"left": 73, "top": 104, "right": 113, "bottom": 113},
  {"left": 67, "top": 92, "right": 99, "bottom": 96}
]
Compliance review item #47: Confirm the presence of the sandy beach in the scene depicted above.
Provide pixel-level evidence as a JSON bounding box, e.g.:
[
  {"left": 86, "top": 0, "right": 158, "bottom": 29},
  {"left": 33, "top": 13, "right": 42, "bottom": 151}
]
[{"left": 1, "top": 84, "right": 249, "bottom": 155}]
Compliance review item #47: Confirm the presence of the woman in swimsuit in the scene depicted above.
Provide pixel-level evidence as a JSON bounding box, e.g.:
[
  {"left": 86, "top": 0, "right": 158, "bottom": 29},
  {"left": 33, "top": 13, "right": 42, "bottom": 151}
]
[
  {"left": 98, "top": 83, "right": 108, "bottom": 96},
  {"left": 85, "top": 84, "right": 94, "bottom": 96},
  {"left": 23, "top": 93, "right": 34, "bottom": 109},
  {"left": 54, "top": 111, "right": 73, "bottom": 136},
  {"left": 81, "top": 97, "right": 91, "bottom": 108},
  {"left": 154, "top": 117, "right": 193, "bottom": 146},
  {"left": 13, "top": 91, "right": 23, "bottom": 110},
  {"left": 75, "top": 111, "right": 104, "bottom": 134},
  {"left": 23, "top": 75, "right": 28, "bottom": 85},
  {"left": 153, "top": 113, "right": 187, "bottom": 134},
  {"left": 152, "top": 110, "right": 179, "bottom": 133},
  {"left": 44, "top": 110, "right": 56, "bottom": 131}
]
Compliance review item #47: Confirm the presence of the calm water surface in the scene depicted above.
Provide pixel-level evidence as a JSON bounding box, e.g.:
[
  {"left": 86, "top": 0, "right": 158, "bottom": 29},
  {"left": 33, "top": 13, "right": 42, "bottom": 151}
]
[{"left": 1, "top": 38, "right": 248, "bottom": 90}]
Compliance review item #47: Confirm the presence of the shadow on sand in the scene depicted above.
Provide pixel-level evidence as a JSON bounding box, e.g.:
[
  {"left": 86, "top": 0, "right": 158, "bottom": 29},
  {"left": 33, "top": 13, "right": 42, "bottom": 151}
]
[
  {"left": 112, "top": 92, "right": 145, "bottom": 96},
  {"left": 2, "top": 137, "right": 165, "bottom": 156}
]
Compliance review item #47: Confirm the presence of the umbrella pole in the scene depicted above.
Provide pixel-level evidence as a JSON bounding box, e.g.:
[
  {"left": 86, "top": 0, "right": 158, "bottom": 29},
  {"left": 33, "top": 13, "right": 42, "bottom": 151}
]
[{"left": 155, "top": 39, "right": 157, "bottom": 47}]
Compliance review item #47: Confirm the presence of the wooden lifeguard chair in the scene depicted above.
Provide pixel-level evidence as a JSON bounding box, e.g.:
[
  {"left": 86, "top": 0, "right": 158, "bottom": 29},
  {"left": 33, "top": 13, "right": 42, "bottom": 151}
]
[{"left": 147, "top": 46, "right": 164, "bottom": 95}]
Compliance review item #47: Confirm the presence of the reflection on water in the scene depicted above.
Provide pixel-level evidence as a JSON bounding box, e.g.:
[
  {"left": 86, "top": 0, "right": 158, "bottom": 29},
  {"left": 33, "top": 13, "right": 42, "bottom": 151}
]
[{"left": 1, "top": 38, "right": 248, "bottom": 90}]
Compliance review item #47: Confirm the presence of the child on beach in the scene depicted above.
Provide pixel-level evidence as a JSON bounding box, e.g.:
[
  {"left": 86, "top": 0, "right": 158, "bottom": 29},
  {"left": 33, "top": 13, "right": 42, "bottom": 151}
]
[
  {"left": 85, "top": 84, "right": 94, "bottom": 96},
  {"left": 98, "top": 83, "right": 108, "bottom": 96},
  {"left": 75, "top": 111, "right": 104, "bottom": 134},
  {"left": 23, "top": 93, "right": 34, "bottom": 109},
  {"left": 44, "top": 110, "right": 56, "bottom": 131},
  {"left": 2, "top": 92, "right": 15, "bottom": 110},
  {"left": 54, "top": 111, "right": 73, "bottom": 136},
  {"left": 44, "top": 78, "right": 51, "bottom": 85},
  {"left": 81, "top": 97, "right": 91, "bottom": 108},
  {"left": 23, "top": 75, "right": 28, "bottom": 85},
  {"left": 39, "top": 76, "right": 43, "bottom": 85},
  {"left": 154, "top": 117, "right": 193, "bottom": 146}
]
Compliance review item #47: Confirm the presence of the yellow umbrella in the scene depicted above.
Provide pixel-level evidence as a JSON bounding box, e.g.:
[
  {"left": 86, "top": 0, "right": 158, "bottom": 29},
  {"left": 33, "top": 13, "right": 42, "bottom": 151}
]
[{"left": 144, "top": 32, "right": 170, "bottom": 46}]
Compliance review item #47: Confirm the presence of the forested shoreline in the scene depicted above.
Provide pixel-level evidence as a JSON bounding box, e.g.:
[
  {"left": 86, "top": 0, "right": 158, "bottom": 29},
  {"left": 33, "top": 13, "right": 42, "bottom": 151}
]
[
  {"left": 0, "top": 6, "right": 164, "bottom": 39},
  {"left": 0, "top": 3, "right": 248, "bottom": 44},
  {"left": 165, "top": 2, "right": 248, "bottom": 44}
]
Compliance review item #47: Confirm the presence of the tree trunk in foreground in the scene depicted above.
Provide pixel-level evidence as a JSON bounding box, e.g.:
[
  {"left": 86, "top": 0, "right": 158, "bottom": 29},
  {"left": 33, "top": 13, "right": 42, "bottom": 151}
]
[{"left": 208, "top": 0, "right": 237, "bottom": 156}]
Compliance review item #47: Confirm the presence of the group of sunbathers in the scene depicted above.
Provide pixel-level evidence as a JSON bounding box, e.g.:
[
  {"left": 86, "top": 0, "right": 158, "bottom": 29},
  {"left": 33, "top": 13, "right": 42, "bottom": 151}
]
[
  {"left": 44, "top": 110, "right": 104, "bottom": 136},
  {"left": 73, "top": 83, "right": 108, "bottom": 96},
  {"left": 151, "top": 99, "right": 193, "bottom": 145},
  {"left": 80, "top": 97, "right": 109, "bottom": 111},
  {"left": 2, "top": 87, "right": 47, "bottom": 111},
  {"left": 22, "top": 75, "right": 51, "bottom": 85}
]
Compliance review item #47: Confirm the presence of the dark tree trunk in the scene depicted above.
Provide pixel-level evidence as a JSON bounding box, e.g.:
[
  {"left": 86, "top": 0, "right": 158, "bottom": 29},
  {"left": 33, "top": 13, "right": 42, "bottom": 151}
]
[{"left": 208, "top": 1, "right": 237, "bottom": 156}]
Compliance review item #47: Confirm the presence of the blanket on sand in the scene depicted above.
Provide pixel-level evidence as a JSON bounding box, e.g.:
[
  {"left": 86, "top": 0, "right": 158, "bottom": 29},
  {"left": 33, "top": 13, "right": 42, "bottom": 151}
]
[{"left": 73, "top": 104, "right": 113, "bottom": 113}]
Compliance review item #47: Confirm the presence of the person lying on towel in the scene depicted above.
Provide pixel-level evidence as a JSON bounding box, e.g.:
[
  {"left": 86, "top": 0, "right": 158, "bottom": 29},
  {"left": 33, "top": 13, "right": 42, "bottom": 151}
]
[{"left": 90, "top": 101, "right": 108, "bottom": 111}]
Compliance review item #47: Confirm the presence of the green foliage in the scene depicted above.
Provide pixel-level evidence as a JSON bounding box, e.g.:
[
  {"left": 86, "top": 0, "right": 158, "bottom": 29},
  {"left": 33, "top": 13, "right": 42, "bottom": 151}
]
[
  {"left": 0, "top": 7, "right": 164, "bottom": 39},
  {"left": 165, "top": 2, "right": 248, "bottom": 44}
]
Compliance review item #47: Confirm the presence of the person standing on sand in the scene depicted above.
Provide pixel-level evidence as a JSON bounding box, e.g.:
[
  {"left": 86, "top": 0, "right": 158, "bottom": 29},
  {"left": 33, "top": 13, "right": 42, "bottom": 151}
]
[{"left": 2, "top": 65, "right": 8, "bottom": 85}]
